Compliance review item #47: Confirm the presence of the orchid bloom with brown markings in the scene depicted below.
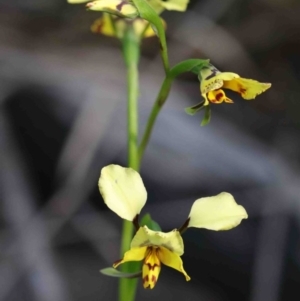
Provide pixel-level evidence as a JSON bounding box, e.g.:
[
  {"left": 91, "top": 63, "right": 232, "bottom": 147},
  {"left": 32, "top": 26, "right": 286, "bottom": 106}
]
[
  {"left": 67, "top": 0, "right": 189, "bottom": 17},
  {"left": 185, "top": 63, "right": 271, "bottom": 116},
  {"left": 98, "top": 164, "right": 248, "bottom": 289}
]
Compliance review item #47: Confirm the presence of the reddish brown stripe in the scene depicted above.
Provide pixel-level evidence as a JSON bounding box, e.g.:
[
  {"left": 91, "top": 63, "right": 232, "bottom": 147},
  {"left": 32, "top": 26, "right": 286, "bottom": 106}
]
[
  {"left": 145, "top": 263, "right": 160, "bottom": 271},
  {"left": 143, "top": 275, "right": 149, "bottom": 283},
  {"left": 151, "top": 275, "right": 157, "bottom": 284}
]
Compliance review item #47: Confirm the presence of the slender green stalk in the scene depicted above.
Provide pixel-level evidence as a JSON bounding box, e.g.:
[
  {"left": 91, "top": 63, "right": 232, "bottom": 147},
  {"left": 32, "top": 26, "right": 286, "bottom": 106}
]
[
  {"left": 119, "top": 26, "right": 140, "bottom": 301},
  {"left": 138, "top": 58, "right": 209, "bottom": 159},
  {"left": 138, "top": 76, "right": 173, "bottom": 160}
]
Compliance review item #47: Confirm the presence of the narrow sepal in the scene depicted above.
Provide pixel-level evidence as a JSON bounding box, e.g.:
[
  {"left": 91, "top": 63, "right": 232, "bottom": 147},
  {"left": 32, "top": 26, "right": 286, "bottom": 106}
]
[
  {"left": 185, "top": 101, "right": 205, "bottom": 116},
  {"left": 200, "top": 105, "right": 211, "bottom": 126}
]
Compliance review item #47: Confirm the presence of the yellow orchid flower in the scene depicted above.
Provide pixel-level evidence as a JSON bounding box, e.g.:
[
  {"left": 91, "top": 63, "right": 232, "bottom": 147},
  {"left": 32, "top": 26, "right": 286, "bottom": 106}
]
[
  {"left": 99, "top": 164, "right": 248, "bottom": 289},
  {"left": 67, "top": 0, "right": 189, "bottom": 16},
  {"left": 91, "top": 13, "right": 166, "bottom": 39},
  {"left": 185, "top": 63, "right": 271, "bottom": 116}
]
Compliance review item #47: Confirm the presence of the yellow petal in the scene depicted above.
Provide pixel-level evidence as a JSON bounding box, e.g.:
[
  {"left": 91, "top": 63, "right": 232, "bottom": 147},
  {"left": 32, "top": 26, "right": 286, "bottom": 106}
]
[
  {"left": 158, "top": 246, "right": 190, "bottom": 281},
  {"left": 200, "top": 72, "right": 239, "bottom": 95},
  {"left": 223, "top": 77, "right": 271, "bottom": 100},
  {"left": 87, "top": 0, "right": 138, "bottom": 18},
  {"left": 133, "top": 18, "right": 166, "bottom": 38},
  {"left": 199, "top": 64, "right": 240, "bottom": 94},
  {"left": 142, "top": 247, "right": 161, "bottom": 289},
  {"left": 98, "top": 165, "right": 147, "bottom": 221},
  {"left": 131, "top": 226, "right": 184, "bottom": 255},
  {"left": 113, "top": 246, "right": 148, "bottom": 268},
  {"left": 91, "top": 14, "right": 127, "bottom": 38},
  {"left": 67, "top": 0, "right": 90, "bottom": 3},
  {"left": 160, "top": 0, "right": 189, "bottom": 11},
  {"left": 91, "top": 14, "right": 116, "bottom": 37},
  {"left": 187, "top": 192, "right": 248, "bottom": 231},
  {"left": 147, "top": 0, "right": 189, "bottom": 12},
  {"left": 132, "top": 19, "right": 153, "bottom": 38}
]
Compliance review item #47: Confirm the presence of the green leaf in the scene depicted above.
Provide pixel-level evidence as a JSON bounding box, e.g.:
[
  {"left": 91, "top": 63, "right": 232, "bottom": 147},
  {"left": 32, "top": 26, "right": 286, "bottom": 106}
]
[
  {"left": 131, "top": 0, "right": 169, "bottom": 72},
  {"left": 100, "top": 267, "right": 142, "bottom": 278},
  {"left": 140, "top": 213, "right": 162, "bottom": 231},
  {"left": 185, "top": 101, "right": 205, "bottom": 116},
  {"left": 169, "top": 59, "right": 210, "bottom": 79},
  {"left": 201, "top": 105, "right": 211, "bottom": 126}
]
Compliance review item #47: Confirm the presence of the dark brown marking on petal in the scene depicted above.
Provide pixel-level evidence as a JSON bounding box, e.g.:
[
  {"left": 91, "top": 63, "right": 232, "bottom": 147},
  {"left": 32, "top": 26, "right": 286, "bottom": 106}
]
[
  {"left": 237, "top": 83, "right": 246, "bottom": 95},
  {"left": 95, "top": 21, "right": 104, "bottom": 34},
  {"left": 205, "top": 69, "right": 218, "bottom": 80},
  {"left": 145, "top": 263, "right": 160, "bottom": 271},
  {"left": 143, "top": 275, "right": 149, "bottom": 283},
  {"left": 116, "top": 0, "right": 127, "bottom": 12},
  {"left": 151, "top": 275, "right": 157, "bottom": 284},
  {"left": 216, "top": 93, "right": 223, "bottom": 101},
  {"left": 240, "top": 88, "right": 246, "bottom": 94},
  {"left": 178, "top": 217, "right": 190, "bottom": 234}
]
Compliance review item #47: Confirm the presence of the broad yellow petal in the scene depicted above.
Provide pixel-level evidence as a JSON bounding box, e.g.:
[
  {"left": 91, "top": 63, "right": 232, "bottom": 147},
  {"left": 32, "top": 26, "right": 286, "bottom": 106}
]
[
  {"left": 113, "top": 246, "right": 148, "bottom": 268},
  {"left": 87, "top": 0, "right": 138, "bottom": 18},
  {"left": 142, "top": 247, "right": 161, "bottom": 289},
  {"left": 223, "top": 78, "right": 271, "bottom": 100},
  {"left": 158, "top": 246, "right": 190, "bottom": 281},
  {"left": 98, "top": 165, "right": 147, "bottom": 221},
  {"left": 131, "top": 226, "right": 184, "bottom": 255},
  {"left": 187, "top": 192, "right": 248, "bottom": 231}
]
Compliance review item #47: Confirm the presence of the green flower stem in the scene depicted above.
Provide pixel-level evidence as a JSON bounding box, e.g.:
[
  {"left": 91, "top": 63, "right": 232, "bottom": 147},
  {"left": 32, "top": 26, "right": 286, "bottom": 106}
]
[
  {"left": 119, "top": 26, "right": 141, "bottom": 301},
  {"left": 138, "top": 75, "right": 173, "bottom": 160},
  {"left": 138, "top": 59, "right": 210, "bottom": 159}
]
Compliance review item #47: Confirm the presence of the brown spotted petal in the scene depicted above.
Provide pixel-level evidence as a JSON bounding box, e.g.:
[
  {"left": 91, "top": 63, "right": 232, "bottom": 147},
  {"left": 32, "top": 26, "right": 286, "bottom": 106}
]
[
  {"left": 142, "top": 247, "right": 161, "bottom": 289},
  {"left": 87, "top": 0, "right": 139, "bottom": 18}
]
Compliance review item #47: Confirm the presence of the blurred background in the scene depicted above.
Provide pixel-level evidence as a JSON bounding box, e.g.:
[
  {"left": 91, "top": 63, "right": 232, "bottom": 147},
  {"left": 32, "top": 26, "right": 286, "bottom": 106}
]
[{"left": 1, "top": 0, "right": 300, "bottom": 300}]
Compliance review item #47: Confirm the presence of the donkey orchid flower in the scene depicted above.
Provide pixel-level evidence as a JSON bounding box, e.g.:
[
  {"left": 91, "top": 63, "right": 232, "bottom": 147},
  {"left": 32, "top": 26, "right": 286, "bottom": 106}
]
[
  {"left": 185, "top": 63, "right": 271, "bottom": 115},
  {"left": 67, "top": 0, "right": 189, "bottom": 16},
  {"left": 99, "top": 164, "right": 248, "bottom": 289}
]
